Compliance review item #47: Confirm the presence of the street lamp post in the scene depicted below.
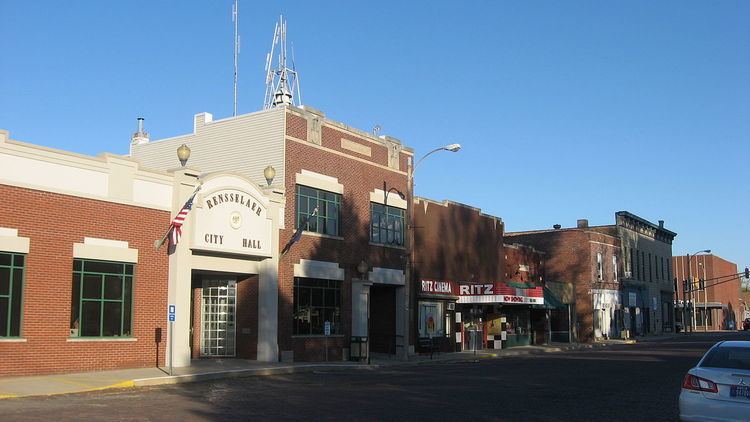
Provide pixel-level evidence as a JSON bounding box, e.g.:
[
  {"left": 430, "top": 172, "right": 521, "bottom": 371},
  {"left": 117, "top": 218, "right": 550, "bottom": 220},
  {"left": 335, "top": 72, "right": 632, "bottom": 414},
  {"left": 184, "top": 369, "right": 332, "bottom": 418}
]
[
  {"left": 686, "top": 249, "right": 711, "bottom": 334},
  {"left": 404, "top": 143, "right": 461, "bottom": 360}
]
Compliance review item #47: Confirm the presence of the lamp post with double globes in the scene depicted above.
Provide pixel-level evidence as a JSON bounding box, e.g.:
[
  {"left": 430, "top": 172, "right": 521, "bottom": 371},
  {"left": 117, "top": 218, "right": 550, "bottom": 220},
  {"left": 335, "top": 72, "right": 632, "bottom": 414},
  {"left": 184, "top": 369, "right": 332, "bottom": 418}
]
[{"left": 404, "top": 143, "right": 461, "bottom": 360}]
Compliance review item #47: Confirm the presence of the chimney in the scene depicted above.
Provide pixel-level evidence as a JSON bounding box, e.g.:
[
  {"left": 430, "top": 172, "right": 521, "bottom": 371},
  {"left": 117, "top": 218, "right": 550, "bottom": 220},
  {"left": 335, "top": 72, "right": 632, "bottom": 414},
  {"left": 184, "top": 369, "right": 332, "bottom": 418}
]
[
  {"left": 553, "top": 224, "right": 562, "bottom": 230},
  {"left": 577, "top": 219, "right": 589, "bottom": 228},
  {"left": 658, "top": 220, "right": 664, "bottom": 228},
  {"left": 130, "top": 117, "right": 150, "bottom": 147}
]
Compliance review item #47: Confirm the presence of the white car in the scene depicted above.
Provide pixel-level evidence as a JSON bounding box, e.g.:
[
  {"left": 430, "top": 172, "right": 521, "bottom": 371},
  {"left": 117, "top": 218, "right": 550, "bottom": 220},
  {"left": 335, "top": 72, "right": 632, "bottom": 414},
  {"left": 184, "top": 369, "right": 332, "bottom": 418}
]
[{"left": 680, "top": 340, "right": 750, "bottom": 421}]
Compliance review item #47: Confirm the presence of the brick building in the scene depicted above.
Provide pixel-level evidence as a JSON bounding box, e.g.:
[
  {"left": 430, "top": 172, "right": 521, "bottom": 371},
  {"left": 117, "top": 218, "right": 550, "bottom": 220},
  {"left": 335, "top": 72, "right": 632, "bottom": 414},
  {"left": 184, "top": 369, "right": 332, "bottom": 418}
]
[
  {"left": 507, "top": 213, "right": 676, "bottom": 341},
  {"left": 412, "top": 199, "right": 504, "bottom": 352},
  {"left": 0, "top": 130, "right": 172, "bottom": 376},
  {"left": 673, "top": 253, "right": 740, "bottom": 331},
  {"left": 412, "top": 198, "right": 553, "bottom": 351},
  {"left": 131, "top": 105, "right": 412, "bottom": 362},
  {"left": 506, "top": 219, "right": 621, "bottom": 342}
]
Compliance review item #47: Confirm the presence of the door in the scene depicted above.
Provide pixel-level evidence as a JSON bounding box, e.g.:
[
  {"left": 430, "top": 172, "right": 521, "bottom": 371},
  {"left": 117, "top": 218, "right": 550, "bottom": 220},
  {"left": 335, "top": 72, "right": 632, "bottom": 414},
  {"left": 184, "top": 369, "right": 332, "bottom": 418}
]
[{"left": 201, "top": 279, "right": 236, "bottom": 357}]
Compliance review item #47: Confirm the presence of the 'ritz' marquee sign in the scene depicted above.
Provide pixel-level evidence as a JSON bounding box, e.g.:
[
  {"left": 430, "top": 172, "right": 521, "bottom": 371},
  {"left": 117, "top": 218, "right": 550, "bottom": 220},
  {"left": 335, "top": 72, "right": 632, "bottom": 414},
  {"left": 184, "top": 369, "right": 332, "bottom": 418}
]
[{"left": 418, "top": 279, "right": 544, "bottom": 306}]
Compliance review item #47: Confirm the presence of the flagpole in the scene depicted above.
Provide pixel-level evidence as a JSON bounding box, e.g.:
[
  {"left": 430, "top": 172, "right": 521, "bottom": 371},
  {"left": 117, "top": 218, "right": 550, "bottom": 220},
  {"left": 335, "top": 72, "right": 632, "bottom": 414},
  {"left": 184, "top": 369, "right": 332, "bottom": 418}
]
[
  {"left": 154, "top": 184, "right": 202, "bottom": 250},
  {"left": 280, "top": 207, "right": 317, "bottom": 257}
]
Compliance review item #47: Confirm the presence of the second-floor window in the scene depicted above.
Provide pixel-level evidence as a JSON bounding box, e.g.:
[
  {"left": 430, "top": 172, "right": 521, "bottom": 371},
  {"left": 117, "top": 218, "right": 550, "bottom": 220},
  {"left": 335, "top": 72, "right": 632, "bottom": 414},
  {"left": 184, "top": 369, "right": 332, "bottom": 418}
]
[
  {"left": 296, "top": 185, "right": 341, "bottom": 236},
  {"left": 613, "top": 255, "right": 618, "bottom": 282},
  {"left": 370, "top": 203, "right": 405, "bottom": 246},
  {"left": 596, "top": 253, "right": 603, "bottom": 280}
]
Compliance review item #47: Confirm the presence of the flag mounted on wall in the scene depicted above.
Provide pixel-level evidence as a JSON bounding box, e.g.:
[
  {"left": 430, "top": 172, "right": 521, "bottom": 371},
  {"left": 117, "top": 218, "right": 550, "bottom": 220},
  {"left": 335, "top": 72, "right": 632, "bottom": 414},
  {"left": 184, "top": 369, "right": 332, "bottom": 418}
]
[
  {"left": 155, "top": 184, "right": 201, "bottom": 251},
  {"left": 280, "top": 207, "right": 318, "bottom": 256}
]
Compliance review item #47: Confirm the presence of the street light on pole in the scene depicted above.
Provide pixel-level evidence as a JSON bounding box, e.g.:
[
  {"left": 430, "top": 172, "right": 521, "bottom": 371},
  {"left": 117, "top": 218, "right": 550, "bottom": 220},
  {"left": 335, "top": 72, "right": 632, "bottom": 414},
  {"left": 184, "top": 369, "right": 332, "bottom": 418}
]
[
  {"left": 686, "top": 249, "right": 711, "bottom": 334},
  {"left": 404, "top": 143, "right": 461, "bottom": 360}
]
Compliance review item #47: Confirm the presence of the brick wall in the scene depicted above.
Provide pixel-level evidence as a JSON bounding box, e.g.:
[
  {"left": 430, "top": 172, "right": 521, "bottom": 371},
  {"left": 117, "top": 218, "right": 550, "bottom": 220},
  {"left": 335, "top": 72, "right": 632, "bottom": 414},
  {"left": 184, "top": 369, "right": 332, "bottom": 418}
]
[
  {"left": 506, "top": 229, "right": 621, "bottom": 342},
  {"left": 674, "top": 254, "right": 740, "bottom": 330},
  {"left": 414, "top": 200, "right": 504, "bottom": 283},
  {"left": 280, "top": 112, "right": 408, "bottom": 361},
  {"left": 0, "top": 184, "right": 169, "bottom": 377}
]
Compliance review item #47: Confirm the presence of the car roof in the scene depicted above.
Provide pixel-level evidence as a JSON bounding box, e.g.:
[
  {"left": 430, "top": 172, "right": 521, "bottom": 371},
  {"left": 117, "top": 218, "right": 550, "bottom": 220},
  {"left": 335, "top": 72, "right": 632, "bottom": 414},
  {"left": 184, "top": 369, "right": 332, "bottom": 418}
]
[{"left": 715, "top": 341, "right": 750, "bottom": 348}]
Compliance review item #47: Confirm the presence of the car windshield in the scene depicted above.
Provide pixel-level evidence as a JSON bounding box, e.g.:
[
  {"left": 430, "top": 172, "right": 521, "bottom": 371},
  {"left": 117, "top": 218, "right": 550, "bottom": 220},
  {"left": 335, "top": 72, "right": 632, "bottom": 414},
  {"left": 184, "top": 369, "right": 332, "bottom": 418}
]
[{"left": 701, "top": 347, "right": 750, "bottom": 370}]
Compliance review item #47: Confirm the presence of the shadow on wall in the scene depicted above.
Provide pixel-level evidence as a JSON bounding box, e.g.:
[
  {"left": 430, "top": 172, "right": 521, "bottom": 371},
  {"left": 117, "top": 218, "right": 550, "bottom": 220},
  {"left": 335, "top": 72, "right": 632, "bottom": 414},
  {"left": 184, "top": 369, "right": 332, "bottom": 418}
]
[
  {"left": 278, "top": 184, "right": 406, "bottom": 362},
  {"left": 507, "top": 229, "right": 593, "bottom": 342}
]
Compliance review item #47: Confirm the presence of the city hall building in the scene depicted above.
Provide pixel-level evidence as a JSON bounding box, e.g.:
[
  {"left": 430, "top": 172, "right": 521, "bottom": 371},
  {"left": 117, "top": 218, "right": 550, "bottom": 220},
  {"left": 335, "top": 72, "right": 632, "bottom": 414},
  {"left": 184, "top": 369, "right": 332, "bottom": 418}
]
[
  {"left": 0, "top": 103, "right": 413, "bottom": 376},
  {"left": 130, "top": 105, "right": 412, "bottom": 363}
]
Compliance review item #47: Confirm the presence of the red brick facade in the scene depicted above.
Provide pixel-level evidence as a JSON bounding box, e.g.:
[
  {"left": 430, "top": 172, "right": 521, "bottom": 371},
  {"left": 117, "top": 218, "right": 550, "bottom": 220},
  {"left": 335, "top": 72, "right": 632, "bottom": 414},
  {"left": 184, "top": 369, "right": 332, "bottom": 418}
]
[
  {"left": 279, "top": 110, "right": 409, "bottom": 361},
  {"left": 506, "top": 228, "right": 621, "bottom": 342},
  {"left": 673, "top": 254, "right": 740, "bottom": 330},
  {"left": 0, "top": 184, "right": 170, "bottom": 377}
]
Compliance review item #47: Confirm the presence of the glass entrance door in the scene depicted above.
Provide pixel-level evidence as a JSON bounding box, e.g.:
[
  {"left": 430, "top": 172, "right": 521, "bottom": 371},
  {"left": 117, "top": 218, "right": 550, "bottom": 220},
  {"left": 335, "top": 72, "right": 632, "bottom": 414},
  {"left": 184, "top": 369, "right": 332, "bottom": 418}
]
[{"left": 201, "top": 279, "right": 236, "bottom": 357}]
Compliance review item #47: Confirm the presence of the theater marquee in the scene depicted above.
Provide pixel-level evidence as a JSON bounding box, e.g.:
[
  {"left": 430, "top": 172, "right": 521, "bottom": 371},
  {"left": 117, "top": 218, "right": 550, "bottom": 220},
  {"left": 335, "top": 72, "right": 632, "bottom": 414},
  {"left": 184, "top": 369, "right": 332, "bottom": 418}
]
[{"left": 456, "top": 281, "right": 544, "bottom": 305}]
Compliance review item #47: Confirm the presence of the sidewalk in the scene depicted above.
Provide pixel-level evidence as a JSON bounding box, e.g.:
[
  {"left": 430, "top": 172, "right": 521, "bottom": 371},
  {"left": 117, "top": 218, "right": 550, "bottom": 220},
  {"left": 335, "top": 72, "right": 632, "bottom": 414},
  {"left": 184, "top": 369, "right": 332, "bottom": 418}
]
[
  {"left": 0, "top": 360, "right": 375, "bottom": 399},
  {"left": 0, "top": 341, "right": 614, "bottom": 399}
]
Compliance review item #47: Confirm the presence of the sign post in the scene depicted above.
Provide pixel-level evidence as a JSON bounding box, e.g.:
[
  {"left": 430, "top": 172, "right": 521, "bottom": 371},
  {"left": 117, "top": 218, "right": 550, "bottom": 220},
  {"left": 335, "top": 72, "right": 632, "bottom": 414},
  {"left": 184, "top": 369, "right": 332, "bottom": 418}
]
[
  {"left": 324, "top": 320, "right": 331, "bottom": 362},
  {"left": 168, "top": 304, "right": 176, "bottom": 376}
]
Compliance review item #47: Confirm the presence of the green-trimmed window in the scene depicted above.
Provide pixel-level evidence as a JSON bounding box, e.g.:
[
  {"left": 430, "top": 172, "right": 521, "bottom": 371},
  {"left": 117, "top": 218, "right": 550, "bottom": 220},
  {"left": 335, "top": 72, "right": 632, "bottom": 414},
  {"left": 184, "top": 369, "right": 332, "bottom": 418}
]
[
  {"left": 293, "top": 277, "right": 341, "bottom": 336},
  {"left": 71, "top": 259, "right": 133, "bottom": 337},
  {"left": 370, "top": 203, "right": 405, "bottom": 246},
  {"left": 0, "top": 252, "right": 24, "bottom": 337},
  {"left": 295, "top": 185, "right": 341, "bottom": 236}
]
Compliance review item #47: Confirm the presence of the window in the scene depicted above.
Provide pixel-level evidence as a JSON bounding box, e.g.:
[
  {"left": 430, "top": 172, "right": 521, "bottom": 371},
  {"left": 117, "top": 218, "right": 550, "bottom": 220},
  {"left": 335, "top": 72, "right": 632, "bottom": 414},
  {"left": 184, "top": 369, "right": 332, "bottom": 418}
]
[
  {"left": 596, "top": 253, "right": 603, "bottom": 280},
  {"left": 613, "top": 256, "right": 618, "bottom": 282},
  {"left": 648, "top": 253, "right": 653, "bottom": 282},
  {"left": 0, "top": 252, "right": 24, "bottom": 337},
  {"left": 370, "top": 203, "right": 405, "bottom": 246},
  {"left": 293, "top": 277, "right": 341, "bottom": 336},
  {"left": 701, "top": 347, "right": 750, "bottom": 370},
  {"left": 661, "top": 257, "right": 665, "bottom": 280},
  {"left": 640, "top": 251, "right": 645, "bottom": 281},
  {"left": 296, "top": 185, "right": 341, "bottom": 236},
  {"left": 71, "top": 259, "right": 133, "bottom": 337},
  {"left": 626, "top": 247, "right": 632, "bottom": 278},
  {"left": 418, "top": 301, "right": 445, "bottom": 337},
  {"left": 635, "top": 249, "right": 640, "bottom": 280}
]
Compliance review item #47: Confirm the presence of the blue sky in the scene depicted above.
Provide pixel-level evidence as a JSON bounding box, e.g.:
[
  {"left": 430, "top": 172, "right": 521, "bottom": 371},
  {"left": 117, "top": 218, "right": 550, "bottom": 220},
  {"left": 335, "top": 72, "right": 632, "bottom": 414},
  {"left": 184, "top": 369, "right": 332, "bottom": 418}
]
[{"left": 1, "top": 1, "right": 748, "bottom": 268}]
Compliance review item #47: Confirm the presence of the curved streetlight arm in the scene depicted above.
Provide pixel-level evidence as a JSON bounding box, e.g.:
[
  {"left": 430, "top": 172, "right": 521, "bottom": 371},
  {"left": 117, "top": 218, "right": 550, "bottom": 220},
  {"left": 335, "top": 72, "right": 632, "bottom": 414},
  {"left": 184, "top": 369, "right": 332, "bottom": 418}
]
[{"left": 413, "top": 144, "right": 461, "bottom": 175}]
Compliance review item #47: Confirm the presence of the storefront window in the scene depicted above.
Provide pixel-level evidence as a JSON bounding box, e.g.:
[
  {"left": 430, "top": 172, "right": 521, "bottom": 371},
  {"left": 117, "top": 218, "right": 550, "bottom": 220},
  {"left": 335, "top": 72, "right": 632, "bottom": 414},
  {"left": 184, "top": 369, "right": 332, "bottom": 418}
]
[
  {"left": 70, "top": 259, "right": 133, "bottom": 337},
  {"left": 418, "top": 301, "right": 445, "bottom": 338},
  {"left": 293, "top": 277, "right": 341, "bottom": 335},
  {"left": 0, "top": 252, "right": 24, "bottom": 337}
]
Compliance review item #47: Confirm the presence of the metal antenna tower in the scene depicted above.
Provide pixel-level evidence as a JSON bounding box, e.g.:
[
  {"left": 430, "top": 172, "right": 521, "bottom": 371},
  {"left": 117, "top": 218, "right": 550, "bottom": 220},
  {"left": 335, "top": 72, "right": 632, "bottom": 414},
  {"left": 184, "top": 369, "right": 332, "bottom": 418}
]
[
  {"left": 232, "top": 0, "right": 240, "bottom": 116},
  {"left": 264, "top": 15, "right": 301, "bottom": 109}
]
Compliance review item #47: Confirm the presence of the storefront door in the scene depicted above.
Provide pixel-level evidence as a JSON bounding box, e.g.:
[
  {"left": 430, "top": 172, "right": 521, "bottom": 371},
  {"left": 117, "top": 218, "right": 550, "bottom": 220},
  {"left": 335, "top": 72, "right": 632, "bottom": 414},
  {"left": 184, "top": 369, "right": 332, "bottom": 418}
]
[{"left": 201, "top": 279, "right": 236, "bottom": 357}]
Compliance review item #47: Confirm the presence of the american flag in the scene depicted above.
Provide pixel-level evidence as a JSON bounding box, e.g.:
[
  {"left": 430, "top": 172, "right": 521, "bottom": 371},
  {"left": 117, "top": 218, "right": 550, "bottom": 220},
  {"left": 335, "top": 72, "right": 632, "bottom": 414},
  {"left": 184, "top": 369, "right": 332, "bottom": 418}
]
[
  {"left": 280, "top": 207, "right": 318, "bottom": 256},
  {"left": 168, "top": 191, "right": 198, "bottom": 247}
]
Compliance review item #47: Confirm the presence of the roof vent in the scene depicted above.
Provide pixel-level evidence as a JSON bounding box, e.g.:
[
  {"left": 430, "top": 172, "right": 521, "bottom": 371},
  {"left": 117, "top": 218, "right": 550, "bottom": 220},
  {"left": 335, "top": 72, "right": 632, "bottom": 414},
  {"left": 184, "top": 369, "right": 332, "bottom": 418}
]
[
  {"left": 130, "top": 117, "right": 149, "bottom": 146},
  {"left": 577, "top": 219, "right": 589, "bottom": 228},
  {"left": 658, "top": 220, "right": 664, "bottom": 228},
  {"left": 553, "top": 224, "right": 562, "bottom": 230}
]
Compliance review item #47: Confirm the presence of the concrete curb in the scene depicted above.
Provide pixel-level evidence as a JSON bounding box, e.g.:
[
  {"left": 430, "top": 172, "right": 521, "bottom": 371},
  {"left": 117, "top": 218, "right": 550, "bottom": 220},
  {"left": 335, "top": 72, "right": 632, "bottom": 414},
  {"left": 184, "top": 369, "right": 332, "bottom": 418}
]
[{"left": 132, "top": 364, "right": 378, "bottom": 387}]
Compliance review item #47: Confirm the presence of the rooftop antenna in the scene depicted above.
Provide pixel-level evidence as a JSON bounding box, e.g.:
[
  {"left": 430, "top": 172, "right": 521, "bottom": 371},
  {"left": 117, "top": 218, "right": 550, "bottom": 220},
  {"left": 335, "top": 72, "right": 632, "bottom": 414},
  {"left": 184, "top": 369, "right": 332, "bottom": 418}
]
[
  {"left": 264, "top": 15, "right": 301, "bottom": 109},
  {"left": 232, "top": 0, "right": 240, "bottom": 116}
]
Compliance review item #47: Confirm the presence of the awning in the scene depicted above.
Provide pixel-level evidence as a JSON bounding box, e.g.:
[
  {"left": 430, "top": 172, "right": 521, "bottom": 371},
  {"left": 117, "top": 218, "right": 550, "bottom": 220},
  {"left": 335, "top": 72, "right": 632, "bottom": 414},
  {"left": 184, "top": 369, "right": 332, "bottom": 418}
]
[{"left": 533, "top": 287, "right": 567, "bottom": 310}]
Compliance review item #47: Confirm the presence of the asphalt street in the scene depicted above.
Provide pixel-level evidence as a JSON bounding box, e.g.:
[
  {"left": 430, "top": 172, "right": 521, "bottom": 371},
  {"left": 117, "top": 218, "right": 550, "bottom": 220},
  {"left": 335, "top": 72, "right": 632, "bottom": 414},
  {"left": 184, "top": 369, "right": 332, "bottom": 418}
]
[{"left": 2, "top": 332, "right": 746, "bottom": 421}]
